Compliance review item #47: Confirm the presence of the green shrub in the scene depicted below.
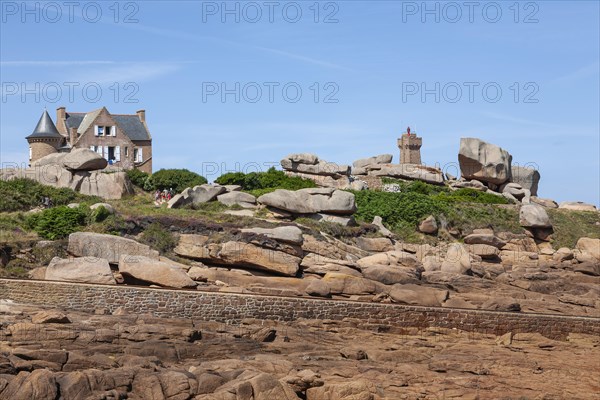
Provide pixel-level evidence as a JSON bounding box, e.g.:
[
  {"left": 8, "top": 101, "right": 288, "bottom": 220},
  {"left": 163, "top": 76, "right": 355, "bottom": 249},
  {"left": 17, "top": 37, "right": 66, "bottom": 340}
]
[
  {"left": 435, "top": 188, "right": 509, "bottom": 204},
  {"left": 352, "top": 189, "right": 519, "bottom": 241},
  {"left": 381, "top": 179, "right": 449, "bottom": 196},
  {"left": 215, "top": 167, "right": 316, "bottom": 192},
  {"left": 90, "top": 205, "right": 111, "bottom": 223},
  {"left": 139, "top": 223, "right": 177, "bottom": 254},
  {"left": 126, "top": 168, "right": 151, "bottom": 190},
  {"left": 0, "top": 178, "right": 98, "bottom": 212},
  {"left": 148, "top": 169, "right": 207, "bottom": 192},
  {"left": 25, "top": 206, "right": 88, "bottom": 239},
  {"left": 353, "top": 191, "right": 447, "bottom": 229},
  {"left": 214, "top": 172, "right": 246, "bottom": 187}
]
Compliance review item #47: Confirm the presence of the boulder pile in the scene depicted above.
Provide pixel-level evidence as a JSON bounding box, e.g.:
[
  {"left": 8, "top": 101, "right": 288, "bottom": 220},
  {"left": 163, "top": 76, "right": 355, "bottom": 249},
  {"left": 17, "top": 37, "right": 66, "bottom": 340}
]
[
  {"left": 280, "top": 153, "right": 366, "bottom": 190},
  {"left": 449, "top": 137, "right": 548, "bottom": 204},
  {"left": 29, "top": 221, "right": 600, "bottom": 315},
  {"left": 168, "top": 184, "right": 257, "bottom": 209},
  {"left": 0, "top": 149, "right": 134, "bottom": 199}
]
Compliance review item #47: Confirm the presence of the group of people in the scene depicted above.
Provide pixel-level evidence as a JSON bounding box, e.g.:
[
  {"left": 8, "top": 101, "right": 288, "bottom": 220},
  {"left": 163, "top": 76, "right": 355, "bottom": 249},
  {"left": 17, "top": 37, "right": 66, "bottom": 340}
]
[{"left": 154, "top": 188, "right": 175, "bottom": 205}]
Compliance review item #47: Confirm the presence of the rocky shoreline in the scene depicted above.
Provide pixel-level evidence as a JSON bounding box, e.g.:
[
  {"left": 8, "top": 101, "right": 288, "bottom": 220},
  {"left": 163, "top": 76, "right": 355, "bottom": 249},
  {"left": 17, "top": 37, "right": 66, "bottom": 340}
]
[{"left": 0, "top": 301, "right": 598, "bottom": 399}]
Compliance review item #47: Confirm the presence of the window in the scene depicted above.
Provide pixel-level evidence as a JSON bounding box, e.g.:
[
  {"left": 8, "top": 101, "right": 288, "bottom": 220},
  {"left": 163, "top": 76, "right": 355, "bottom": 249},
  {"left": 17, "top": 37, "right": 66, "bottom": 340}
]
[
  {"left": 125, "top": 147, "right": 129, "bottom": 157},
  {"left": 90, "top": 145, "right": 102, "bottom": 155},
  {"left": 29, "top": 147, "right": 32, "bottom": 160},
  {"left": 94, "top": 125, "right": 116, "bottom": 136},
  {"left": 133, "top": 148, "right": 143, "bottom": 163}
]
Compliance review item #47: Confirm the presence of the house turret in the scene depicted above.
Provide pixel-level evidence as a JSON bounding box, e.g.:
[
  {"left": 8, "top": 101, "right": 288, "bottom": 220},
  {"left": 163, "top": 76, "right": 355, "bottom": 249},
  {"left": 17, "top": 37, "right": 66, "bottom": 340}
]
[{"left": 26, "top": 110, "right": 63, "bottom": 165}]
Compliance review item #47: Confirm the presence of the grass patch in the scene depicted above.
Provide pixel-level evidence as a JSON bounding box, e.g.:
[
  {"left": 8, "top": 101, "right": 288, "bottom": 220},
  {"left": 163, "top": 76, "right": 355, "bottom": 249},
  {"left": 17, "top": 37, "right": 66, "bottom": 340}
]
[
  {"left": 548, "top": 209, "right": 600, "bottom": 249},
  {"left": 294, "top": 217, "right": 378, "bottom": 239},
  {"left": 0, "top": 213, "right": 37, "bottom": 242},
  {"left": 139, "top": 222, "right": 177, "bottom": 254},
  {"left": 0, "top": 259, "right": 31, "bottom": 278},
  {"left": 443, "top": 204, "right": 522, "bottom": 235}
]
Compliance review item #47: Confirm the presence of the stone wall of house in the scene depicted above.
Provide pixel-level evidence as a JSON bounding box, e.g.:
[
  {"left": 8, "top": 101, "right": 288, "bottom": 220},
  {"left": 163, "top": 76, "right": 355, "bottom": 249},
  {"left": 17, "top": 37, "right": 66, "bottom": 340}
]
[
  {"left": 1, "top": 279, "right": 598, "bottom": 340},
  {"left": 133, "top": 139, "right": 152, "bottom": 173},
  {"left": 74, "top": 111, "right": 135, "bottom": 170},
  {"left": 29, "top": 140, "right": 60, "bottom": 165}
]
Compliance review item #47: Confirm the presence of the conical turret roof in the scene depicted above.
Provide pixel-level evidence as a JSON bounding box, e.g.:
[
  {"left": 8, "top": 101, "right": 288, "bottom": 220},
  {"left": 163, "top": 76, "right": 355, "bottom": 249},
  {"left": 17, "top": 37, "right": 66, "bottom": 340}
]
[{"left": 26, "top": 110, "right": 62, "bottom": 139}]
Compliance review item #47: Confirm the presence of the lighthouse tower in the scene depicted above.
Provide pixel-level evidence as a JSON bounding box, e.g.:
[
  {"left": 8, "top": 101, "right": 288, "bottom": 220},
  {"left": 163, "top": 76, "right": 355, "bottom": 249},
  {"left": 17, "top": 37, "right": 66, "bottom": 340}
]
[
  {"left": 397, "top": 128, "right": 422, "bottom": 165},
  {"left": 26, "top": 110, "right": 63, "bottom": 166}
]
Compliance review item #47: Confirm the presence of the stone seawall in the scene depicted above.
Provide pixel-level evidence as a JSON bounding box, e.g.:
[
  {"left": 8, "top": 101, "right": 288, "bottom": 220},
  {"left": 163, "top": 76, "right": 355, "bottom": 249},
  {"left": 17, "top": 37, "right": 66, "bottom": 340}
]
[{"left": 1, "top": 279, "right": 599, "bottom": 340}]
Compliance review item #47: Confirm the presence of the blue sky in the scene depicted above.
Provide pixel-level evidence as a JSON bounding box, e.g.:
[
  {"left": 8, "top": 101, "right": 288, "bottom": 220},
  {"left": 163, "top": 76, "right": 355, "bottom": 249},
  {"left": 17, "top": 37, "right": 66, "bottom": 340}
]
[{"left": 1, "top": 1, "right": 598, "bottom": 205}]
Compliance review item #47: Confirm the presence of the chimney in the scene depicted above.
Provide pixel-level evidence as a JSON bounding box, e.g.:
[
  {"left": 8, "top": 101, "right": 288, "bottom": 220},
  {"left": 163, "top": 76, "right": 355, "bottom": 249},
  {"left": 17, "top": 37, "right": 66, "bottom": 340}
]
[
  {"left": 69, "top": 127, "right": 77, "bottom": 146},
  {"left": 136, "top": 109, "right": 146, "bottom": 123},
  {"left": 56, "top": 107, "right": 66, "bottom": 122}
]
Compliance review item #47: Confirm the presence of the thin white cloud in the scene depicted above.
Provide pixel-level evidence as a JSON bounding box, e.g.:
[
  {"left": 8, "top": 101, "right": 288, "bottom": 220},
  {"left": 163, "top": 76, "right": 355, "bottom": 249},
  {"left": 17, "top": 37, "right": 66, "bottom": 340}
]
[
  {"left": 123, "top": 23, "right": 349, "bottom": 71},
  {"left": 252, "top": 46, "right": 352, "bottom": 71},
  {"left": 548, "top": 61, "right": 600, "bottom": 85},
  {"left": 71, "top": 62, "right": 181, "bottom": 85},
  {"left": 481, "top": 111, "right": 561, "bottom": 130}
]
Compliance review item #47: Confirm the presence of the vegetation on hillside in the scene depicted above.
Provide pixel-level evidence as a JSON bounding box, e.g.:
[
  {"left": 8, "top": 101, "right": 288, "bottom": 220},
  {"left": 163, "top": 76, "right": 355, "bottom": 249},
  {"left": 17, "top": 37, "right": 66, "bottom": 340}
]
[
  {"left": 139, "top": 222, "right": 177, "bottom": 254},
  {"left": 0, "top": 178, "right": 99, "bottom": 212},
  {"left": 215, "top": 167, "right": 316, "bottom": 196},
  {"left": 148, "top": 169, "right": 208, "bottom": 192},
  {"left": 352, "top": 181, "right": 517, "bottom": 241},
  {"left": 127, "top": 168, "right": 208, "bottom": 193},
  {"left": 25, "top": 205, "right": 89, "bottom": 240},
  {"left": 548, "top": 209, "right": 600, "bottom": 249}
]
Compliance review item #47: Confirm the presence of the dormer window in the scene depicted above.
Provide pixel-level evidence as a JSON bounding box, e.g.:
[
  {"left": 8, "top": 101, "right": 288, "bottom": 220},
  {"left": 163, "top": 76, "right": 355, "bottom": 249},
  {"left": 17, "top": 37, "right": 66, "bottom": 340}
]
[{"left": 94, "top": 125, "right": 116, "bottom": 136}]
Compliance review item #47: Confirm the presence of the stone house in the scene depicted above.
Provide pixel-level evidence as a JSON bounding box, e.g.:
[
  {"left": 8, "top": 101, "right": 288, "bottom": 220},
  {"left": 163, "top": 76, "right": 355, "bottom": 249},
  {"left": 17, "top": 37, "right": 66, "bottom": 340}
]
[{"left": 26, "top": 107, "right": 153, "bottom": 173}]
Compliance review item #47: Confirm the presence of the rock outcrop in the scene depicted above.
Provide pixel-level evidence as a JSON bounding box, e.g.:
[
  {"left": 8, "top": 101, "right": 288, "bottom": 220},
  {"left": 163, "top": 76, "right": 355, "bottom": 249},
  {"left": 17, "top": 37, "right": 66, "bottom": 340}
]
[
  {"left": 0, "top": 151, "right": 133, "bottom": 200},
  {"left": 559, "top": 202, "right": 598, "bottom": 212},
  {"left": 168, "top": 184, "right": 226, "bottom": 208},
  {"left": 510, "top": 165, "right": 540, "bottom": 196},
  {"left": 280, "top": 153, "right": 367, "bottom": 190},
  {"left": 352, "top": 154, "right": 393, "bottom": 172},
  {"left": 502, "top": 182, "right": 531, "bottom": 204},
  {"left": 458, "top": 138, "right": 512, "bottom": 185}
]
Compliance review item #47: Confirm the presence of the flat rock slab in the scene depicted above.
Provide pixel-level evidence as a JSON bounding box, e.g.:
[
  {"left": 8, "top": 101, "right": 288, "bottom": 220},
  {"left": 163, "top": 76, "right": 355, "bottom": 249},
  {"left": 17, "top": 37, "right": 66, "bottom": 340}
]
[
  {"left": 241, "top": 226, "right": 303, "bottom": 245},
  {"left": 68, "top": 232, "right": 159, "bottom": 264},
  {"left": 45, "top": 256, "right": 116, "bottom": 285},
  {"left": 119, "top": 255, "right": 196, "bottom": 288}
]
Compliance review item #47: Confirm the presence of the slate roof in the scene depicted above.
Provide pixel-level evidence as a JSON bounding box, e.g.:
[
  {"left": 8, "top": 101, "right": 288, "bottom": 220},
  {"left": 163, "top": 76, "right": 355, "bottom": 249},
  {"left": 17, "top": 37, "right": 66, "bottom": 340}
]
[
  {"left": 64, "top": 109, "right": 151, "bottom": 141},
  {"left": 26, "top": 110, "right": 62, "bottom": 139},
  {"left": 77, "top": 108, "right": 103, "bottom": 135},
  {"left": 112, "top": 115, "right": 151, "bottom": 141}
]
